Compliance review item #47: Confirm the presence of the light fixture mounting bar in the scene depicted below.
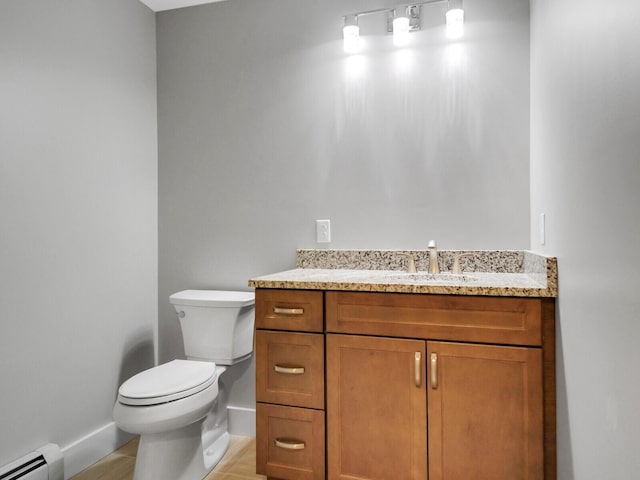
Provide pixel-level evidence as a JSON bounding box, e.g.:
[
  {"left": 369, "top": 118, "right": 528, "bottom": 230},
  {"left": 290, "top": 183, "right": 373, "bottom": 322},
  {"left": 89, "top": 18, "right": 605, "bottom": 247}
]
[{"left": 343, "top": 0, "right": 446, "bottom": 20}]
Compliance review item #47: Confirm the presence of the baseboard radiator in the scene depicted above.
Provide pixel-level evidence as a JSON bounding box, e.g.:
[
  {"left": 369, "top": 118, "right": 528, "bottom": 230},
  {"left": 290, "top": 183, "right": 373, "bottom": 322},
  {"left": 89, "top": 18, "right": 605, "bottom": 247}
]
[{"left": 0, "top": 444, "right": 63, "bottom": 480}]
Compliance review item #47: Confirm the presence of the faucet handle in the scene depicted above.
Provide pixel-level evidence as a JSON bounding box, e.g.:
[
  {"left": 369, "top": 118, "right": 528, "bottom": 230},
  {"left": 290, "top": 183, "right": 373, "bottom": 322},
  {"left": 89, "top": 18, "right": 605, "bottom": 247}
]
[
  {"left": 452, "top": 253, "right": 474, "bottom": 275},
  {"left": 397, "top": 253, "right": 417, "bottom": 273},
  {"left": 427, "top": 240, "right": 437, "bottom": 249}
]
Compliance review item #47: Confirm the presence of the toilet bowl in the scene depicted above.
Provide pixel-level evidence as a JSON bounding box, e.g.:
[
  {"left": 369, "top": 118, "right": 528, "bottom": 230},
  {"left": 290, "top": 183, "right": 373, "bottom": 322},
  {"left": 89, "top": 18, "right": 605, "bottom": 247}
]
[{"left": 113, "top": 290, "right": 255, "bottom": 480}]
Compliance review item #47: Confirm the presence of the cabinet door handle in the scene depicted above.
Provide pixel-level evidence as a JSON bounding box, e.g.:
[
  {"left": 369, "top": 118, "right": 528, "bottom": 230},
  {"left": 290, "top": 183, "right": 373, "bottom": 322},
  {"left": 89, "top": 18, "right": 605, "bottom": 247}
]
[
  {"left": 414, "top": 352, "right": 422, "bottom": 387},
  {"left": 273, "top": 306, "right": 304, "bottom": 315},
  {"left": 274, "top": 364, "right": 305, "bottom": 375},
  {"left": 274, "top": 438, "right": 306, "bottom": 450},
  {"left": 430, "top": 353, "right": 438, "bottom": 389}
]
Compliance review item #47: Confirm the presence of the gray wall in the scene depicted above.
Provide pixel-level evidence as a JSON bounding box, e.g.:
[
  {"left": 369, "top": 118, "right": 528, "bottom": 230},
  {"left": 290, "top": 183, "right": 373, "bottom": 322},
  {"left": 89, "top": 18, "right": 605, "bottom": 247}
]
[
  {"left": 157, "top": 0, "right": 531, "bottom": 408},
  {"left": 0, "top": 0, "right": 157, "bottom": 469},
  {"left": 530, "top": 0, "right": 640, "bottom": 478}
]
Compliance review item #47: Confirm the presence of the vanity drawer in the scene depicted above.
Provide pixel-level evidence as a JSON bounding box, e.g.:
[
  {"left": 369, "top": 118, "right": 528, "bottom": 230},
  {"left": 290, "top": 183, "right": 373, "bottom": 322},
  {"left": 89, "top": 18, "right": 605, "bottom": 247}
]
[
  {"left": 255, "top": 289, "right": 323, "bottom": 332},
  {"left": 256, "top": 330, "right": 325, "bottom": 409},
  {"left": 256, "top": 403, "right": 325, "bottom": 480},
  {"left": 326, "top": 291, "right": 542, "bottom": 346}
]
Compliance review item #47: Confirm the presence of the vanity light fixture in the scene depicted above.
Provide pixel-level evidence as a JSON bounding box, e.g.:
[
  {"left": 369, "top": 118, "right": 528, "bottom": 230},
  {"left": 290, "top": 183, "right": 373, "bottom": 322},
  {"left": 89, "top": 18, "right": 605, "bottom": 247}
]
[
  {"left": 342, "top": 0, "right": 464, "bottom": 54},
  {"left": 343, "top": 14, "right": 360, "bottom": 53}
]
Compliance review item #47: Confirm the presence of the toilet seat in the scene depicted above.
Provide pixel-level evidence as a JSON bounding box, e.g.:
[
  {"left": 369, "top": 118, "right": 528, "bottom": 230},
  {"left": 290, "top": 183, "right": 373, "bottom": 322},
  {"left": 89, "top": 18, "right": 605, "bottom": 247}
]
[{"left": 118, "top": 359, "right": 217, "bottom": 406}]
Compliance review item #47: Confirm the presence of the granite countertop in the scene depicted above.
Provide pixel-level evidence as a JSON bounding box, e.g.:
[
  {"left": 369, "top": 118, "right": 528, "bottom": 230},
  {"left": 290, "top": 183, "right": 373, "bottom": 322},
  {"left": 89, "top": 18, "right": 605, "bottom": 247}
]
[{"left": 248, "top": 249, "right": 558, "bottom": 298}]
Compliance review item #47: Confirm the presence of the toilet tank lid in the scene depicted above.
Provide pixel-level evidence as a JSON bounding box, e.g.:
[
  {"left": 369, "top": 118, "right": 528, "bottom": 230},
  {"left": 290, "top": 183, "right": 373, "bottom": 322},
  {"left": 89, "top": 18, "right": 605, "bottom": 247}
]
[{"left": 169, "top": 289, "right": 255, "bottom": 307}]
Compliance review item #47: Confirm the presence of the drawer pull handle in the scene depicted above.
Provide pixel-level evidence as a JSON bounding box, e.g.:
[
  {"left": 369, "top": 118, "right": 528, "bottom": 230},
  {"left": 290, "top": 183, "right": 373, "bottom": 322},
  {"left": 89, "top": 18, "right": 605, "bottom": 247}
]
[
  {"left": 274, "top": 438, "right": 306, "bottom": 450},
  {"left": 414, "top": 352, "right": 422, "bottom": 387},
  {"left": 274, "top": 364, "right": 305, "bottom": 375},
  {"left": 273, "top": 307, "right": 304, "bottom": 315},
  {"left": 430, "top": 353, "right": 438, "bottom": 389}
]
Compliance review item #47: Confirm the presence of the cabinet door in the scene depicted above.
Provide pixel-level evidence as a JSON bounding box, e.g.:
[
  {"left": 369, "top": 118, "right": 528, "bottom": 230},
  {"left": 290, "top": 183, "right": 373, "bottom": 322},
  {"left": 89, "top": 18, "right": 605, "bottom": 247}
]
[
  {"left": 427, "top": 341, "right": 543, "bottom": 480},
  {"left": 327, "top": 334, "right": 427, "bottom": 480}
]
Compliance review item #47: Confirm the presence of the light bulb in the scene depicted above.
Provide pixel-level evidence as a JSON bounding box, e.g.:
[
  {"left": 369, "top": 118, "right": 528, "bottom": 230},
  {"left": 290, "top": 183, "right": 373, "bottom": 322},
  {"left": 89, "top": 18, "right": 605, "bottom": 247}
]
[
  {"left": 446, "top": 8, "right": 464, "bottom": 39},
  {"left": 343, "top": 15, "right": 360, "bottom": 54},
  {"left": 393, "top": 16, "right": 410, "bottom": 47}
]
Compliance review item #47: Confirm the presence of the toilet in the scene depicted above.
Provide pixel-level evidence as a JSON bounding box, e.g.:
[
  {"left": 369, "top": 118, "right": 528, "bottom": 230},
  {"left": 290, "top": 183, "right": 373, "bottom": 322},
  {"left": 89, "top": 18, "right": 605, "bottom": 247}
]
[{"left": 113, "top": 290, "right": 255, "bottom": 480}]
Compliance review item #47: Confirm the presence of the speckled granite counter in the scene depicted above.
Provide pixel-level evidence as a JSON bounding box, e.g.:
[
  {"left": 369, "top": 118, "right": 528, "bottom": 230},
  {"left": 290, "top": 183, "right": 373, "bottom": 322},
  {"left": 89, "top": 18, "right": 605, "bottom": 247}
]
[{"left": 248, "top": 249, "right": 557, "bottom": 298}]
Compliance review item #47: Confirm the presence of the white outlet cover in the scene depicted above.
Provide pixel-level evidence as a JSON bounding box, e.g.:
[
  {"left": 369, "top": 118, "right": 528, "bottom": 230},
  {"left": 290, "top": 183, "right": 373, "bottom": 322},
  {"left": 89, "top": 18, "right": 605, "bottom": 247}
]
[{"left": 316, "top": 220, "right": 331, "bottom": 243}]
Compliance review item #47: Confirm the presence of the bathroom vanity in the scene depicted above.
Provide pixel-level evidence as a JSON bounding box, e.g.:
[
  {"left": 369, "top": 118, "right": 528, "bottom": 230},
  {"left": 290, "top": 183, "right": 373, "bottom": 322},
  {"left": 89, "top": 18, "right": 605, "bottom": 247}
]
[{"left": 250, "top": 250, "right": 557, "bottom": 480}]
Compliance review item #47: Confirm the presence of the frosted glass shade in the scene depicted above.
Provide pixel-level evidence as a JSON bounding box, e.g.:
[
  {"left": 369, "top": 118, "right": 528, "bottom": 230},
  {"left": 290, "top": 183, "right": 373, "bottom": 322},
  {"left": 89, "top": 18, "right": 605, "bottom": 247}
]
[
  {"left": 446, "top": 8, "right": 464, "bottom": 39},
  {"left": 393, "top": 16, "right": 410, "bottom": 47},
  {"left": 343, "top": 25, "right": 360, "bottom": 53}
]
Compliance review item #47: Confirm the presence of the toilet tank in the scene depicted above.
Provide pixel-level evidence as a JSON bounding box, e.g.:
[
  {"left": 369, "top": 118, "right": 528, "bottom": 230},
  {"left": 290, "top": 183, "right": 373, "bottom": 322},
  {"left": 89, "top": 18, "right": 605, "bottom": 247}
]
[{"left": 169, "top": 290, "right": 255, "bottom": 365}]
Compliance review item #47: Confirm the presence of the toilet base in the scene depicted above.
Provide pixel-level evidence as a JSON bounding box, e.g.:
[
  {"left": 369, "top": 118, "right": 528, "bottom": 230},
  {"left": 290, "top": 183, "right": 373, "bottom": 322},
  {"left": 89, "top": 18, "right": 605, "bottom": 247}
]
[{"left": 133, "top": 417, "right": 230, "bottom": 480}]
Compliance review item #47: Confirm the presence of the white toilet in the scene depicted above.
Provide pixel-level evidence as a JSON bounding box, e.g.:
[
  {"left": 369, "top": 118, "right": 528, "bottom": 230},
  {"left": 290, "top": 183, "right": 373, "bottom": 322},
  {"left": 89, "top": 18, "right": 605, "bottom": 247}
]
[{"left": 113, "top": 290, "right": 255, "bottom": 480}]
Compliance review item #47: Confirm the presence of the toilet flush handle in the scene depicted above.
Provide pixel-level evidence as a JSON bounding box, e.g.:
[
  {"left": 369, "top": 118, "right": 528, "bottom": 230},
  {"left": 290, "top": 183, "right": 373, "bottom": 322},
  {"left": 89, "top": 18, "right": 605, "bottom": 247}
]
[{"left": 177, "top": 311, "right": 185, "bottom": 318}]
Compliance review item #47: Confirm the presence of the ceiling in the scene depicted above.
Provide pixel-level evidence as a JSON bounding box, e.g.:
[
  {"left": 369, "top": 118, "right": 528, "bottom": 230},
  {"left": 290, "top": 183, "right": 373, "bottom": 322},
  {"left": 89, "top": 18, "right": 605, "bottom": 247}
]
[{"left": 139, "top": 0, "right": 226, "bottom": 12}]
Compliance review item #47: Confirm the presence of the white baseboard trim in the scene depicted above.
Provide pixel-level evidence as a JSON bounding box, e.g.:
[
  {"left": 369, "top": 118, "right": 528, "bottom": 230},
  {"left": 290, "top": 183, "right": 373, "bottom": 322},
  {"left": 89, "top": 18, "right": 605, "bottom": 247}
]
[
  {"left": 61, "top": 421, "right": 134, "bottom": 479},
  {"left": 228, "top": 406, "right": 256, "bottom": 437}
]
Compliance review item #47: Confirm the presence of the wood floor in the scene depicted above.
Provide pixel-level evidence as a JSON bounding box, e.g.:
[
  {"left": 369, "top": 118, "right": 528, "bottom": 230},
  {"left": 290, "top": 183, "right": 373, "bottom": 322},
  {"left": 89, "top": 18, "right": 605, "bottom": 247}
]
[{"left": 70, "top": 436, "right": 266, "bottom": 480}]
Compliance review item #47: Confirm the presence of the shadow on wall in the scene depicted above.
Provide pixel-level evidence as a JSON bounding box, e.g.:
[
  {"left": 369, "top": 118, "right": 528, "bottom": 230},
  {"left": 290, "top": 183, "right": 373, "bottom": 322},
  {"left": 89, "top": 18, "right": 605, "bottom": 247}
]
[
  {"left": 117, "top": 327, "right": 155, "bottom": 395},
  {"left": 556, "top": 305, "right": 575, "bottom": 479},
  {"left": 222, "top": 352, "right": 253, "bottom": 398},
  {"left": 113, "top": 328, "right": 154, "bottom": 444}
]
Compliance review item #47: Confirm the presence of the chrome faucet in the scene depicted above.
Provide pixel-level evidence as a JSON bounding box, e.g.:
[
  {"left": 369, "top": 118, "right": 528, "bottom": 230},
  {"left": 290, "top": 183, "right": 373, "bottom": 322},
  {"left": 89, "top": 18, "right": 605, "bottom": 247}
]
[{"left": 427, "top": 240, "right": 439, "bottom": 274}]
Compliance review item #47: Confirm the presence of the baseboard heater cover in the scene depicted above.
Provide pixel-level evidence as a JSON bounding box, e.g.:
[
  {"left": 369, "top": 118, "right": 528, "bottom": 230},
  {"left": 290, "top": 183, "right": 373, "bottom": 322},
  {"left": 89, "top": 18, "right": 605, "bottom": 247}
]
[{"left": 0, "top": 444, "right": 63, "bottom": 480}]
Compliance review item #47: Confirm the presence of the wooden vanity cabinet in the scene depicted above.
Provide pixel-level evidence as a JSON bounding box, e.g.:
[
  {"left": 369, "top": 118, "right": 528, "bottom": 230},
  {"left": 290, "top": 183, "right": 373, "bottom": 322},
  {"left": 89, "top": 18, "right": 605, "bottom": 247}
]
[{"left": 255, "top": 288, "right": 556, "bottom": 480}]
